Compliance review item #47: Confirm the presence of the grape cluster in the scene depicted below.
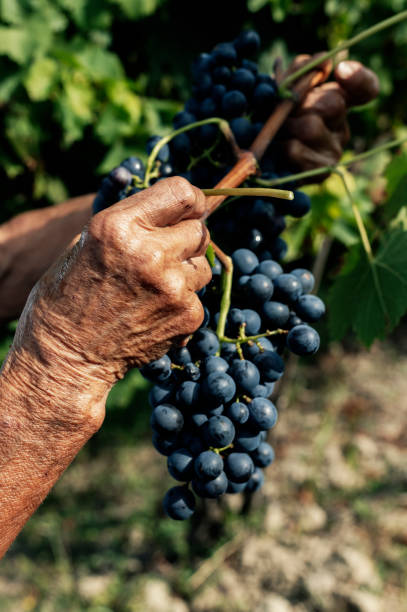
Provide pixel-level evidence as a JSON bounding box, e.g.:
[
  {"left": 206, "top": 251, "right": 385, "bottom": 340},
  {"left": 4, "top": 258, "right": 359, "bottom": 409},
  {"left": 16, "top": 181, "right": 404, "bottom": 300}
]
[
  {"left": 92, "top": 30, "right": 325, "bottom": 520},
  {"left": 141, "top": 246, "right": 324, "bottom": 520}
]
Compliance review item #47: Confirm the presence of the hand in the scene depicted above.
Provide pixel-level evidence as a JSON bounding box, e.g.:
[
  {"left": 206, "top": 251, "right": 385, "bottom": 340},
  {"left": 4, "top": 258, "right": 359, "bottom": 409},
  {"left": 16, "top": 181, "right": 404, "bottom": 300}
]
[
  {"left": 280, "top": 56, "right": 380, "bottom": 178},
  {"left": 14, "top": 177, "right": 211, "bottom": 393}
]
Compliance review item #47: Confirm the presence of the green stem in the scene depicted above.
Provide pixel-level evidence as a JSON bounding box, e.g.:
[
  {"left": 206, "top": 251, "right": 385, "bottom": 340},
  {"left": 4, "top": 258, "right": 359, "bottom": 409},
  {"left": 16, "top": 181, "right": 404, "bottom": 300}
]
[
  {"left": 216, "top": 255, "right": 234, "bottom": 340},
  {"left": 255, "top": 136, "right": 407, "bottom": 187},
  {"left": 143, "top": 117, "right": 231, "bottom": 187},
  {"left": 203, "top": 187, "right": 294, "bottom": 200},
  {"left": 279, "top": 11, "right": 407, "bottom": 91},
  {"left": 334, "top": 169, "right": 373, "bottom": 261},
  {"left": 220, "top": 329, "right": 289, "bottom": 344}
]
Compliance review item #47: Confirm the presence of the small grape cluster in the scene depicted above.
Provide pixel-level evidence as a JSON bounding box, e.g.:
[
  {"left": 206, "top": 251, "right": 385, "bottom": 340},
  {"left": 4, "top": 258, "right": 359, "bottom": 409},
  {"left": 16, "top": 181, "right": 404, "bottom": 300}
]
[
  {"left": 92, "top": 30, "right": 325, "bottom": 520},
  {"left": 141, "top": 245, "right": 324, "bottom": 520}
]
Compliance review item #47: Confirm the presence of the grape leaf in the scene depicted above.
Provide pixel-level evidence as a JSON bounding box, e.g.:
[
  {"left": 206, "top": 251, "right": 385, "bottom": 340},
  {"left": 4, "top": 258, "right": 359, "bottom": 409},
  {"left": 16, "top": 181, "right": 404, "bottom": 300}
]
[
  {"left": 383, "top": 152, "right": 407, "bottom": 220},
  {"left": 329, "top": 227, "right": 407, "bottom": 346}
]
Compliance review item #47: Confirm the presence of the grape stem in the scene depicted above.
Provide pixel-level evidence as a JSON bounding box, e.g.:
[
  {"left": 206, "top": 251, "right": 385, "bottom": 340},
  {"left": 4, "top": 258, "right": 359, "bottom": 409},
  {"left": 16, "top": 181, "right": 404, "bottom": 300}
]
[
  {"left": 279, "top": 11, "right": 407, "bottom": 92},
  {"left": 254, "top": 136, "right": 407, "bottom": 188},
  {"left": 203, "top": 187, "right": 294, "bottom": 200},
  {"left": 220, "top": 329, "right": 289, "bottom": 344},
  {"left": 143, "top": 117, "right": 237, "bottom": 187},
  {"left": 211, "top": 241, "right": 233, "bottom": 341}
]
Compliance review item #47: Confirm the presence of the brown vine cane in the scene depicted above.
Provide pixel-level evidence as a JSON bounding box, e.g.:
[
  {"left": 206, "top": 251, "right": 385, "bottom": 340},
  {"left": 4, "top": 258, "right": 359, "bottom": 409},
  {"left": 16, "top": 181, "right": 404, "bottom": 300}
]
[{"left": 205, "top": 61, "right": 331, "bottom": 217}]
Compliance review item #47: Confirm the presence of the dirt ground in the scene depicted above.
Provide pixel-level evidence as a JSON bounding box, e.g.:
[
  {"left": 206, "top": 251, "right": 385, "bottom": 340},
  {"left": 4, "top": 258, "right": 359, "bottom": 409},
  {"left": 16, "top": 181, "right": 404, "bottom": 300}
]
[{"left": 1, "top": 334, "right": 406, "bottom": 612}]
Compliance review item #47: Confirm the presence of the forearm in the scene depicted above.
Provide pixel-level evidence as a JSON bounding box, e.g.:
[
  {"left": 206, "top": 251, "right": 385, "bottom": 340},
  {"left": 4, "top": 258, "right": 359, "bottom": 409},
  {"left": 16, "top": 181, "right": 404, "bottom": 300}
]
[
  {"left": 0, "top": 194, "right": 94, "bottom": 322},
  {"left": 0, "top": 322, "right": 108, "bottom": 558}
]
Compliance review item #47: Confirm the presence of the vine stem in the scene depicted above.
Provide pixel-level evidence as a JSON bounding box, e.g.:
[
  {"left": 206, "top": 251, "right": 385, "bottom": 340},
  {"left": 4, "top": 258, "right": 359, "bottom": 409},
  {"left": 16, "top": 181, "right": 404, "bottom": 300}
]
[
  {"left": 220, "top": 329, "right": 289, "bottom": 344},
  {"left": 334, "top": 169, "right": 373, "bottom": 261},
  {"left": 279, "top": 10, "right": 407, "bottom": 91},
  {"left": 255, "top": 135, "right": 407, "bottom": 187},
  {"left": 203, "top": 187, "right": 294, "bottom": 200},
  {"left": 143, "top": 117, "right": 235, "bottom": 187},
  {"left": 211, "top": 241, "right": 233, "bottom": 341}
]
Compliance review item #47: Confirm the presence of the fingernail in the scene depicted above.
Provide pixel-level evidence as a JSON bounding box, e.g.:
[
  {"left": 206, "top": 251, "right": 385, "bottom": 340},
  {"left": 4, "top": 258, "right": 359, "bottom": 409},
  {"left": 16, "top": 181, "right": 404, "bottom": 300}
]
[{"left": 337, "top": 62, "right": 354, "bottom": 78}]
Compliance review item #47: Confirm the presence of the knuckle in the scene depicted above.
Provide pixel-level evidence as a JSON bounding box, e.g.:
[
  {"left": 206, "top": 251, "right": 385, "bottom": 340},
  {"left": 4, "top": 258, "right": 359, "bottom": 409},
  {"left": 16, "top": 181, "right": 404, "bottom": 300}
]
[
  {"left": 183, "top": 298, "right": 204, "bottom": 333},
  {"left": 160, "top": 269, "right": 188, "bottom": 308},
  {"left": 88, "top": 210, "right": 125, "bottom": 250},
  {"left": 303, "top": 114, "right": 325, "bottom": 141}
]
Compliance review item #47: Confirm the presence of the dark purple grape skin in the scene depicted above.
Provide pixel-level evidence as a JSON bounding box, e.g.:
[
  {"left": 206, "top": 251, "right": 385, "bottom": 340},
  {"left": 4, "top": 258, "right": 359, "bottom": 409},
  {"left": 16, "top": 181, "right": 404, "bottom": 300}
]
[
  {"left": 163, "top": 486, "right": 196, "bottom": 520},
  {"left": 287, "top": 325, "right": 320, "bottom": 355}
]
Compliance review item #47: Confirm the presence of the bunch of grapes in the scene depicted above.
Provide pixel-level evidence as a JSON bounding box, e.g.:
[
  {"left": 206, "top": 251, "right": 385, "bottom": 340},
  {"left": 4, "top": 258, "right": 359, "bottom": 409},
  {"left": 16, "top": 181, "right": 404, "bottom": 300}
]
[{"left": 93, "top": 30, "right": 325, "bottom": 520}]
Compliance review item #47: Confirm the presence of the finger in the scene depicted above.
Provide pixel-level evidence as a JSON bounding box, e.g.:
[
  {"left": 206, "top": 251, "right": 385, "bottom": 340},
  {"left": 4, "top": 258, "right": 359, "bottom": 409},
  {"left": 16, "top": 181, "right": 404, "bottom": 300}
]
[
  {"left": 182, "top": 255, "right": 213, "bottom": 292},
  {"left": 334, "top": 60, "right": 380, "bottom": 106},
  {"left": 122, "top": 177, "right": 207, "bottom": 227},
  {"left": 282, "top": 52, "right": 332, "bottom": 83},
  {"left": 159, "top": 218, "right": 209, "bottom": 262},
  {"left": 281, "top": 138, "right": 341, "bottom": 173},
  {"left": 285, "top": 113, "right": 335, "bottom": 147},
  {"left": 296, "top": 82, "right": 347, "bottom": 128}
]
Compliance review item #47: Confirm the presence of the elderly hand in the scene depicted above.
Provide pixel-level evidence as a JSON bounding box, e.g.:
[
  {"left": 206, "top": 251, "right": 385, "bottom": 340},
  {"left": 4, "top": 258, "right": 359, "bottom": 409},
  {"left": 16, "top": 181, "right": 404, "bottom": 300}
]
[{"left": 281, "top": 56, "right": 380, "bottom": 177}]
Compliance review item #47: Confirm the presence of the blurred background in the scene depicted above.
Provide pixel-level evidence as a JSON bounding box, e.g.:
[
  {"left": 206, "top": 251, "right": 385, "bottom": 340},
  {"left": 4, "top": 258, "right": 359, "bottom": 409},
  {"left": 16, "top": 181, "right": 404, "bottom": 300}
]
[{"left": 1, "top": 0, "right": 407, "bottom": 610}]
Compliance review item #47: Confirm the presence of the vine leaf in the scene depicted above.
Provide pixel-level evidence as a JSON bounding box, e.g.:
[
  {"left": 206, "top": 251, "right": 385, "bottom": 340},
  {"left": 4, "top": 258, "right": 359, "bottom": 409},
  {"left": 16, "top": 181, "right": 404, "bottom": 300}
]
[
  {"left": 383, "top": 152, "right": 407, "bottom": 220},
  {"left": 328, "top": 227, "right": 407, "bottom": 346}
]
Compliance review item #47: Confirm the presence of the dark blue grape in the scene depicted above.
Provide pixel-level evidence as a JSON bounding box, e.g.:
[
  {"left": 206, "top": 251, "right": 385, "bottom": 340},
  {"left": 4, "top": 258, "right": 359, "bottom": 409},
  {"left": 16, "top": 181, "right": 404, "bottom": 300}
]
[
  {"left": 192, "top": 52, "right": 213, "bottom": 77},
  {"left": 287, "top": 325, "right": 320, "bottom": 355},
  {"left": 252, "top": 442, "right": 275, "bottom": 467},
  {"left": 286, "top": 312, "right": 303, "bottom": 329},
  {"left": 183, "top": 362, "right": 201, "bottom": 381},
  {"left": 254, "top": 350, "right": 285, "bottom": 382},
  {"left": 221, "top": 343, "right": 238, "bottom": 362},
  {"left": 244, "top": 273, "right": 274, "bottom": 303},
  {"left": 253, "top": 83, "right": 276, "bottom": 115},
  {"left": 201, "top": 356, "right": 229, "bottom": 377},
  {"left": 245, "top": 467, "right": 264, "bottom": 493},
  {"left": 295, "top": 295, "right": 325, "bottom": 322},
  {"left": 234, "top": 30, "right": 261, "bottom": 57},
  {"left": 285, "top": 191, "right": 311, "bottom": 217},
  {"left": 291, "top": 268, "right": 315, "bottom": 294},
  {"left": 167, "top": 448, "right": 195, "bottom": 481},
  {"left": 227, "top": 480, "right": 246, "bottom": 494},
  {"left": 152, "top": 432, "right": 180, "bottom": 456},
  {"left": 251, "top": 384, "right": 269, "bottom": 398},
  {"left": 189, "top": 328, "right": 220, "bottom": 359},
  {"left": 176, "top": 380, "right": 201, "bottom": 409},
  {"left": 225, "top": 402, "right": 249, "bottom": 424},
  {"left": 273, "top": 274, "right": 303, "bottom": 303},
  {"left": 193, "top": 73, "right": 212, "bottom": 99},
  {"left": 272, "top": 237, "right": 288, "bottom": 261},
  {"left": 202, "top": 415, "right": 235, "bottom": 447},
  {"left": 202, "top": 305, "right": 210, "bottom": 328},
  {"left": 140, "top": 355, "right": 172, "bottom": 383},
  {"left": 199, "top": 97, "right": 218, "bottom": 119},
  {"left": 163, "top": 486, "right": 195, "bottom": 520},
  {"left": 149, "top": 383, "right": 174, "bottom": 408},
  {"left": 193, "top": 471, "right": 228, "bottom": 498},
  {"left": 242, "top": 309, "right": 262, "bottom": 335},
  {"left": 169, "top": 347, "right": 192, "bottom": 365},
  {"left": 230, "top": 359, "right": 260, "bottom": 394},
  {"left": 194, "top": 450, "right": 224, "bottom": 480},
  {"left": 225, "top": 452, "right": 254, "bottom": 483},
  {"left": 234, "top": 428, "right": 261, "bottom": 452},
  {"left": 230, "top": 117, "right": 255, "bottom": 148},
  {"left": 201, "top": 372, "right": 236, "bottom": 407},
  {"left": 221, "top": 90, "right": 247, "bottom": 118},
  {"left": 121, "top": 156, "right": 145, "bottom": 177},
  {"left": 262, "top": 301, "right": 290, "bottom": 328},
  {"left": 244, "top": 228, "right": 264, "bottom": 251},
  {"left": 181, "top": 431, "right": 205, "bottom": 456},
  {"left": 146, "top": 135, "right": 170, "bottom": 163},
  {"left": 173, "top": 111, "right": 196, "bottom": 128},
  {"left": 212, "top": 42, "right": 237, "bottom": 66},
  {"left": 207, "top": 405, "right": 224, "bottom": 416},
  {"left": 109, "top": 165, "right": 132, "bottom": 188},
  {"left": 231, "top": 68, "right": 256, "bottom": 94},
  {"left": 212, "top": 83, "right": 227, "bottom": 103},
  {"left": 241, "top": 58, "right": 258, "bottom": 74},
  {"left": 242, "top": 336, "right": 274, "bottom": 359},
  {"left": 212, "top": 65, "right": 231, "bottom": 84},
  {"left": 248, "top": 397, "right": 278, "bottom": 430},
  {"left": 226, "top": 307, "right": 245, "bottom": 335},
  {"left": 232, "top": 249, "right": 259, "bottom": 276},
  {"left": 190, "top": 413, "right": 208, "bottom": 429},
  {"left": 151, "top": 404, "right": 184, "bottom": 435}
]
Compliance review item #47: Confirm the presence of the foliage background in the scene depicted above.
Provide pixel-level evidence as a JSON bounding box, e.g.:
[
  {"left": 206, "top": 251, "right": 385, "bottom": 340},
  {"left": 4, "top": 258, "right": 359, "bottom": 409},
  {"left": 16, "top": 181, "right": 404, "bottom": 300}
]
[{"left": 1, "top": 1, "right": 407, "bottom": 610}]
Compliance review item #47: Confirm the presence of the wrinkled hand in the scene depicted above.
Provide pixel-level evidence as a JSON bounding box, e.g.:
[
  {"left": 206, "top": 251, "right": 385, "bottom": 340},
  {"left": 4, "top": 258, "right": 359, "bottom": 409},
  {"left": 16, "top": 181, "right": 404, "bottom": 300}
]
[
  {"left": 14, "top": 178, "right": 211, "bottom": 389},
  {"left": 281, "top": 55, "right": 380, "bottom": 178}
]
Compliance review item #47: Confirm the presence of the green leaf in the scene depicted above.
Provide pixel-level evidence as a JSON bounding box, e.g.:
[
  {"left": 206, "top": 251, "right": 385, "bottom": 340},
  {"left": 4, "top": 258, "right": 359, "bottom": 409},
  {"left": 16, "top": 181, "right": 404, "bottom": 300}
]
[
  {"left": 0, "top": 26, "right": 31, "bottom": 63},
  {"left": 329, "top": 228, "right": 407, "bottom": 346},
  {"left": 76, "top": 45, "right": 124, "bottom": 81},
  {"left": 206, "top": 243, "right": 215, "bottom": 268},
  {"left": 383, "top": 152, "right": 407, "bottom": 220},
  {"left": 0, "top": 0, "right": 28, "bottom": 24},
  {"left": 109, "top": 0, "right": 165, "bottom": 19},
  {"left": 23, "top": 56, "right": 58, "bottom": 100}
]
